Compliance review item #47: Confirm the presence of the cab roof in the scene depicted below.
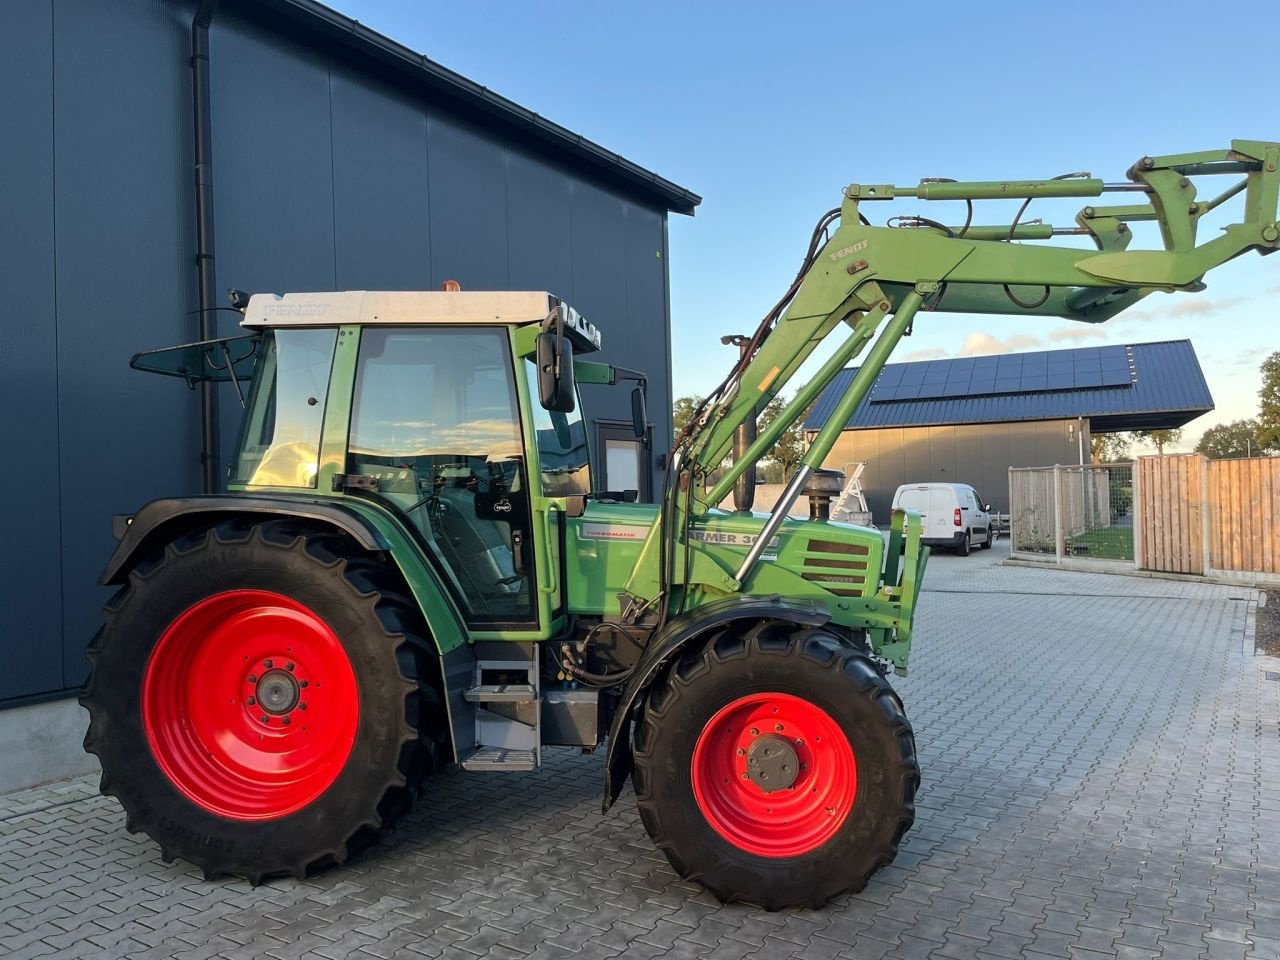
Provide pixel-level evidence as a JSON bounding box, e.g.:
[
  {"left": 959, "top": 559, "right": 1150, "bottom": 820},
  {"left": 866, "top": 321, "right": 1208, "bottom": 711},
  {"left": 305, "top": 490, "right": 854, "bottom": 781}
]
[{"left": 242, "top": 290, "right": 562, "bottom": 328}]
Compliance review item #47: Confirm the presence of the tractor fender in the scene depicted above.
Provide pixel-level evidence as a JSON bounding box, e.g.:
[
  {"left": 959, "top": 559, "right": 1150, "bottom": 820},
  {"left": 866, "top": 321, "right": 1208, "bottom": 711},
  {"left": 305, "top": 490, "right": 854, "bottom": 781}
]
[
  {"left": 602, "top": 595, "right": 832, "bottom": 811},
  {"left": 100, "top": 495, "right": 390, "bottom": 585}
]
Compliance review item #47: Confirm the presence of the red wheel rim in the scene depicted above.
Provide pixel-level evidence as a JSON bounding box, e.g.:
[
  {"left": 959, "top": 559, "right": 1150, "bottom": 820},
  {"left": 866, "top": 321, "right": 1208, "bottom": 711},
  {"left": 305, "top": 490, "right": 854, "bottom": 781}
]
[
  {"left": 691, "top": 692, "right": 856, "bottom": 858},
  {"left": 142, "top": 589, "right": 359, "bottom": 821}
]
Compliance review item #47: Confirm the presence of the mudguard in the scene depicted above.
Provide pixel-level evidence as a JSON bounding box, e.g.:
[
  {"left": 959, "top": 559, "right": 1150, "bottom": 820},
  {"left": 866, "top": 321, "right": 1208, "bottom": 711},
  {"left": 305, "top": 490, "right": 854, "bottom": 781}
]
[
  {"left": 100, "top": 495, "right": 390, "bottom": 585},
  {"left": 602, "top": 595, "right": 832, "bottom": 811}
]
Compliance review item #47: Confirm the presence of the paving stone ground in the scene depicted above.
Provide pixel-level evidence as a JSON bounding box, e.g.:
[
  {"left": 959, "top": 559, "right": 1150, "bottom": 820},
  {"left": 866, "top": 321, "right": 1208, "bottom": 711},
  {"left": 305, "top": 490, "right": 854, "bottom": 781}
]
[{"left": 2, "top": 543, "right": 1277, "bottom": 960}]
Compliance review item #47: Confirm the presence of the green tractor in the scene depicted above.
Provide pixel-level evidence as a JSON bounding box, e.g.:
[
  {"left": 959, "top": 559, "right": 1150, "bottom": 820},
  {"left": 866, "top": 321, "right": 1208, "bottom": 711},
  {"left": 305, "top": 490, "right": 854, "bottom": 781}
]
[{"left": 83, "top": 141, "right": 1278, "bottom": 908}]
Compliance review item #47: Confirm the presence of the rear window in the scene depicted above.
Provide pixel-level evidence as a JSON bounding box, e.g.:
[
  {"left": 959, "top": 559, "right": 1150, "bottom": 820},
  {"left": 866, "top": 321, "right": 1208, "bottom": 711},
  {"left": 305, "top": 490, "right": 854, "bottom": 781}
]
[
  {"left": 233, "top": 329, "right": 337, "bottom": 487},
  {"left": 895, "top": 487, "right": 931, "bottom": 512}
]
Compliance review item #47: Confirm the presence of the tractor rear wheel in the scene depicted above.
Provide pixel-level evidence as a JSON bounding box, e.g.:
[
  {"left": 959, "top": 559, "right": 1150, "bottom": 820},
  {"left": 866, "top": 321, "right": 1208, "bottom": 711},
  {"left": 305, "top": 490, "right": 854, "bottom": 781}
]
[
  {"left": 81, "top": 519, "right": 445, "bottom": 882},
  {"left": 632, "top": 621, "right": 918, "bottom": 910}
]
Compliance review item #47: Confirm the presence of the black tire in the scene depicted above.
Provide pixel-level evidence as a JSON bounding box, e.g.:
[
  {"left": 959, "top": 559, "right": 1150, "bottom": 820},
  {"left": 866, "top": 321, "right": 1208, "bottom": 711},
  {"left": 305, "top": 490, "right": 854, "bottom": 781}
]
[
  {"left": 632, "top": 621, "right": 918, "bottom": 910},
  {"left": 980, "top": 527, "right": 994, "bottom": 549},
  {"left": 957, "top": 532, "right": 971, "bottom": 556},
  {"left": 81, "top": 519, "right": 446, "bottom": 882}
]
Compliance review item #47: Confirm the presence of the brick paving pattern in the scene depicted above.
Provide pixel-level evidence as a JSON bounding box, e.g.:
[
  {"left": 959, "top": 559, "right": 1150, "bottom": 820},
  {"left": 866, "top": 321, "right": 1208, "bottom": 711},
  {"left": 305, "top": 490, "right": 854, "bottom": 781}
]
[{"left": 1, "top": 544, "right": 1277, "bottom": 959}]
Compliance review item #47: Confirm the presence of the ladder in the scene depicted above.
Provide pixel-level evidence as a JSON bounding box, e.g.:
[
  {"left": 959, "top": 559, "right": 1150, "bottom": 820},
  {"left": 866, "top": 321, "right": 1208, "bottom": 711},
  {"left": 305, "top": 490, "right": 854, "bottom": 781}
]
[{"left": 830, "top": 462, "right": 873, "bottom": 526}]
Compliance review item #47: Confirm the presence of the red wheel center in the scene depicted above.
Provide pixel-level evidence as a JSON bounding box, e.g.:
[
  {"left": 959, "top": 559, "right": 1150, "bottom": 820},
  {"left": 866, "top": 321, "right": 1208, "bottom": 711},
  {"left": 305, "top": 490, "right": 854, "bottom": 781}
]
[
  {"left": 691, "top": 692, "right": 856, "bottom": 858},
  {"left": 142, "top": 590, "right": 359, "bottom": 821}
]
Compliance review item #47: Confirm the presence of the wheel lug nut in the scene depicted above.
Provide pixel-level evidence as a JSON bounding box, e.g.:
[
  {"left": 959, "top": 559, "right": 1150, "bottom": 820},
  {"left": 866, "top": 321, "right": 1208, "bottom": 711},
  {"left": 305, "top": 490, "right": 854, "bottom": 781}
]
[
  {"left": 264, "top": 659, "right": 274, "bottom": 669},
  {"left": 300, "top": 680, "right": 309, "bottom": 688},
  {"left": 736, "top": 747, "right": 744, "bottom": 756},
  {"left": 741, "top": 773, "right": 749, "bottom": 780},
  {"left": 281, "top": 717, "right": 291, "bottom": 726},
  {"left": 247, "top": 696, "right": 256, "bottom": 706},
  {"left": 259, "top": 715, "right": 270, "bottom": 724},
  {"left": 749, "top": 728, "right": 758, "bottom": 736},
  {"left": 248, "top": 674, "right": 257, "bottom": 683},
  {"left": 775, "top": 724, "right": 783, "bottom": 732},
  {"left": 298, "top": 702, "right": 307, "bottom": 710},
  {"left": 286, "top": 662, "right": 295, "bottom": 672}
]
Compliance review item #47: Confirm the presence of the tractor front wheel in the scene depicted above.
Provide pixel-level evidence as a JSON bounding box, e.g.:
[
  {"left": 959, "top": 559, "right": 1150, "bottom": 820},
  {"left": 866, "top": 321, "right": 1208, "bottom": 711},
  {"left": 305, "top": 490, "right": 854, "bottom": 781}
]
[
  {"left": 81, "top": 519, "right": 443, "bottom": 882},
  {"left": 632, "top": 622, "right": 918, "bottom": 910}
]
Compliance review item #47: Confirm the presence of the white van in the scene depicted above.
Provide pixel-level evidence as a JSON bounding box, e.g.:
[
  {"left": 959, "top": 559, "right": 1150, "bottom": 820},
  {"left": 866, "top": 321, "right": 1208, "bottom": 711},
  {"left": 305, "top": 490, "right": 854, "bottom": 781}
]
[{"left": 890, "top": 482, "right": 994, "bottom": 556}]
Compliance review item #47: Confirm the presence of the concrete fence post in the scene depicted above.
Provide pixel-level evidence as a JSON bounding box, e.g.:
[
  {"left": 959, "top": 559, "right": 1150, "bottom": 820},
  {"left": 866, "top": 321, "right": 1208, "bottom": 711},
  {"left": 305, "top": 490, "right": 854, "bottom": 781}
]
[
  {"left": 1054, "top": 464, "right": 1065, "bottom": 562},
  {"left": 1131, "top": 460, "right": 1142, "bottom": 569}
]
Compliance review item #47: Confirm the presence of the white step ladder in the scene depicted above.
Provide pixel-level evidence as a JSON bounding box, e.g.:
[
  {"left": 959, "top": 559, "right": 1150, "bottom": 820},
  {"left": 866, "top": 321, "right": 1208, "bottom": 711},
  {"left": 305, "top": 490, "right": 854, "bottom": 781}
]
[{"left": 830, "top": 462, "right": 873, "bottom": 526}]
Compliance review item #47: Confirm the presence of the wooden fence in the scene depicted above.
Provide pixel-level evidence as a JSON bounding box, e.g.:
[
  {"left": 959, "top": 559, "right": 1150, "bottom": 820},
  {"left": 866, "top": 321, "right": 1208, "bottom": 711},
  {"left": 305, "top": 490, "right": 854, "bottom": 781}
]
[
  {"left": 1136, "top": 454, "right": 1204, "bottom": 574},
  {"left": 1206, "top": 456, "right": 1280, "bottom": 574},
  {"left": 1136, "top": 454, "right": 1280, "bottom": 576}
]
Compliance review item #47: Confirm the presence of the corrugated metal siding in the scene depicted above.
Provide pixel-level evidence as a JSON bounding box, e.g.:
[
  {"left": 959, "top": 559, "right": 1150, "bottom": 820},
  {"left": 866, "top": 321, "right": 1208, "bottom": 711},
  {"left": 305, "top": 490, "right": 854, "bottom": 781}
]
[
  {"left": 330, "top": 73, "right": 432, "bottom": 291},
  {"left": 826, "top": 420, "right": 1080, "bottom": 522},
  {"left": 807, "top": 340, "right": 1213, "bottom": 432},
  {"left": 52, "top": 0, "right": 200, "bottom": 693},
  {"left": 0, "top": 0, "right": 679, "bottom": 706},
  {"left": 0, "top": 1, "right": 63, "bottom": 701}
]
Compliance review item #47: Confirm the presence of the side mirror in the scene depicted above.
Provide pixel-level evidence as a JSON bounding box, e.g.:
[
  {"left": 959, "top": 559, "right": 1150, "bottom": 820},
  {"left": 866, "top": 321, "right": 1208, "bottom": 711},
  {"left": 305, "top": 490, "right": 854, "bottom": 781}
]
[
  {"left": 536, "top": 332, "right": 576, "bottom": 413},
  {"left": 630, "top": 385, "right": 647, "bottom": 439},
  {"left": 984, "top": 503, "right": 991, "bottom": 512}
]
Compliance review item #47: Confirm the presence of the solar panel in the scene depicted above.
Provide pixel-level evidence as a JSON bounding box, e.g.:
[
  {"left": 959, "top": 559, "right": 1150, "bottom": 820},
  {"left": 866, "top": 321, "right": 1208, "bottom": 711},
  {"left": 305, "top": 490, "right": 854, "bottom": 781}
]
[{"left": 869, "top": 343, "right": 1134, "bottom": 402}]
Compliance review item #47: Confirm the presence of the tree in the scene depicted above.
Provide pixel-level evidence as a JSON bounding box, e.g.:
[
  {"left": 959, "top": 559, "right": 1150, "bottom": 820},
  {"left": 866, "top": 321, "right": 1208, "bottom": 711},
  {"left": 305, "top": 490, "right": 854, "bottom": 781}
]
[
  {"left": 672, "top": 395, "right": 703, "bottom": 440},
  {"left": 1195, "top": 419, "right": 1264, "bottom": 459},
  {"left": 1130, "top": 428, "right": 1183, "bottom": 456},
  {"left": 1260, "top": 351, "right": 1280, "bottom": 452},
  {"left": 758, "top": 394, "right": 814, "bottom": 482},
  {"left": 1091, "top": 433, "right": 1131, "bottom": 463}
]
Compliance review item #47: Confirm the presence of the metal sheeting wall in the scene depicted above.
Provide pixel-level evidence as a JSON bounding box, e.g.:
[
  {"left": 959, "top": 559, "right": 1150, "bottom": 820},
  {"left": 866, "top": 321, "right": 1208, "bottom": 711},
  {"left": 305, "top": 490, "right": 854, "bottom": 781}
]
[
  {"left": 821, "top": 419, "right": 1083, "bottom": 523},
  {"left": 0, "top": 0, "right": 674, "bottom": 706}
]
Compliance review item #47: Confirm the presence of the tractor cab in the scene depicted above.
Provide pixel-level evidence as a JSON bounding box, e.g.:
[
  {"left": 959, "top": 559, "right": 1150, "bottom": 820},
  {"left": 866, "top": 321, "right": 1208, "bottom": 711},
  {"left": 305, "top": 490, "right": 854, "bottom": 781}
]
[{"left": 131, "top": 289, "right": 626, "bottom": 637}]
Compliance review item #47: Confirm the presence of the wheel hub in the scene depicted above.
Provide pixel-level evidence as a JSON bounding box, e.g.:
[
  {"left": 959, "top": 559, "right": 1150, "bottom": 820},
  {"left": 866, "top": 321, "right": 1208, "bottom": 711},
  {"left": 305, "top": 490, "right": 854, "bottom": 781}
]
[
  {"left": 255, "top": 668, "right": 300, "bottom": 715},
  {"left": 745, "top": 734, "right": 799, "bottom": 792}
]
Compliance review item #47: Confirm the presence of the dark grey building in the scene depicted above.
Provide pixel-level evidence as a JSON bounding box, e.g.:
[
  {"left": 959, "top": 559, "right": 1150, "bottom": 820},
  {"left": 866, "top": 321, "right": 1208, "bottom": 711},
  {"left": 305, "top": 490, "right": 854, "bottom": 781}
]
[
  {"left": 0, "top": 0, "right": 698, "bottom": 712},
  {"left": 805, "top": 341, "right": 1213, "bottom": 522}
]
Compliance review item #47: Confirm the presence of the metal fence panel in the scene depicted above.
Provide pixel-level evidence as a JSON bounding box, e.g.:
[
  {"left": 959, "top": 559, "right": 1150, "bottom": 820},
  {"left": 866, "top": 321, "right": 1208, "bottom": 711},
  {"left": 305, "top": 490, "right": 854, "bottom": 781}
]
[
  {"left": 1010, "top": 463, "right": 1134, "bottom": 562},
  {"left": 1009, "top": 467, "right": 1057, "bottom": 556}
]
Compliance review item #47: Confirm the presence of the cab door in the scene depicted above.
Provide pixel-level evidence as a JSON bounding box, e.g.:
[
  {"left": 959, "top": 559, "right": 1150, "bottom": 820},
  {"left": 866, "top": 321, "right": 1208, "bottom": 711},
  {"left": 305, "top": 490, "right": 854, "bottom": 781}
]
[{"left": 345, "top": 326, "right": 539, "bottom": 631}]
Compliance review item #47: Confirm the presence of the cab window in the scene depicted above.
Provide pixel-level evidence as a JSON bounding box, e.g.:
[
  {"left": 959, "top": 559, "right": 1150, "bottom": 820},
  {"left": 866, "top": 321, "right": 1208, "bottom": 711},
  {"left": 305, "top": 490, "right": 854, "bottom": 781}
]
[
  {"left": 523, "top": 360, "right": 590, "bottom": 497},
  {"left": 233, "top": 329, "right": 337, "bottom": 488},
  {"left": 347, "top": 328, "right": 534, "bottom": 626}
]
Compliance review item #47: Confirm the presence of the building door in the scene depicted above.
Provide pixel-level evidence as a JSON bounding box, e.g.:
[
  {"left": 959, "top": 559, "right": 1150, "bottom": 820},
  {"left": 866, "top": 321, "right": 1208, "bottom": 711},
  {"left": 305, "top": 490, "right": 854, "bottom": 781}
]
[{"left": 596, "top": 422, "right": 652, "bottom": 502}]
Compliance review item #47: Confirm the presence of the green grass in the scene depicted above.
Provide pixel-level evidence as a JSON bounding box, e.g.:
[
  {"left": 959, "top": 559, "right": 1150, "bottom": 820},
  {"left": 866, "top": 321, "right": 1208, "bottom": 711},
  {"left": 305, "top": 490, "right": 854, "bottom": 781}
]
[{"left": 1067, "top": 526, "right": 1134, "bottom": 561}]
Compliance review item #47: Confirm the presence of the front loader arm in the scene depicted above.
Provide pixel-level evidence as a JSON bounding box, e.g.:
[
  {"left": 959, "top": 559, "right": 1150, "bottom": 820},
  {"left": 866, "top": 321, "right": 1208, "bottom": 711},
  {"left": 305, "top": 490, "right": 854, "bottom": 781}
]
[{"left": 621, "top": 140, "right": 1278, "bottom": 609}]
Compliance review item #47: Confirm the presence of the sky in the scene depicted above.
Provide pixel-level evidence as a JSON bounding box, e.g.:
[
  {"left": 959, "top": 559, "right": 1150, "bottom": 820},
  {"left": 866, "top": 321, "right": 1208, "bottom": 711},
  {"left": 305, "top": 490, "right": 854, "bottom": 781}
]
[{"left": 326, "top": 0, "right": 1278, "bottom": 453}]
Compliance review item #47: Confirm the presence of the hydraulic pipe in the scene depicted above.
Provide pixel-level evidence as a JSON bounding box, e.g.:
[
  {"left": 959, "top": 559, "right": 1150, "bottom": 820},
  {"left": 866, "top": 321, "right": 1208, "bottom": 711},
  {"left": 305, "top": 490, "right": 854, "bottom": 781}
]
[
  {"left": 192, "top": 0, "right": 220, "bottom": 493},
  {"left": 912, "top": 179, "right": 1105, "bottom": 201},
  {"left": 721, "top": 335, "right": 757, "bottom": 511},
  {"left": 1200, "top": 178, "right": 1248, "bottom": 214},
  {"left": 950, "top": 224, "right": 1055, "bottom": 241},
  {"left": 732, "top": 465, "right": 812, "bottom": 584}
]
